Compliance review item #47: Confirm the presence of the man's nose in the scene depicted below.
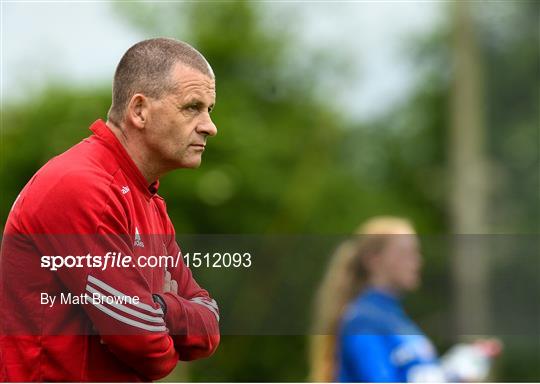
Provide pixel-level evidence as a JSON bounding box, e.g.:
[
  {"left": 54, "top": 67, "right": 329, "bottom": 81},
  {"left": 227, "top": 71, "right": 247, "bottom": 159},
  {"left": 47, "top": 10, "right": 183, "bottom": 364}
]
[{"left": 197, "top": 114, "right": 217, "bottom": 137}]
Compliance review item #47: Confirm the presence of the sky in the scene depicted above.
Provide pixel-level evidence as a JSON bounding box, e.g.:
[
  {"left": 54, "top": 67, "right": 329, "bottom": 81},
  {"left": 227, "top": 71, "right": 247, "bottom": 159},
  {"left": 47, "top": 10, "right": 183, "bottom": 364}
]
[{"left": 2, "top": 1, "right": 442, "bottom": 122}]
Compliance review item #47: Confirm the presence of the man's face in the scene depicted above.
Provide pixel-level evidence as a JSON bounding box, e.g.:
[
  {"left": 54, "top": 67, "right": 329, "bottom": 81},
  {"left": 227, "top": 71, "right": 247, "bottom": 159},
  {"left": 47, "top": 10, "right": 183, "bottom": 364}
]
[{"left": 145, "top": 63, "right": 217, "bottom": 169}]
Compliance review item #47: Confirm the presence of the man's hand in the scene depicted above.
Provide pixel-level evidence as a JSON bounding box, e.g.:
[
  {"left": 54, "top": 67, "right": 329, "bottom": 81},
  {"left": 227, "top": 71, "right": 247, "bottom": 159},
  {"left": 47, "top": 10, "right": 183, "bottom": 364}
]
[{"left": 164, "top": 270, "right": 178, "bottom": 295}]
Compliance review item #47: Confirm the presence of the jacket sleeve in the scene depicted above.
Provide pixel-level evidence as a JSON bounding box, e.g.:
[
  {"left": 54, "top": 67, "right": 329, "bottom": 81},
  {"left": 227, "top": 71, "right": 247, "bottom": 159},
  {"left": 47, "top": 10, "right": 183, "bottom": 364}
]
[
  {"left": 30, "top": 179, "right": 180, "bottom": 380},
  {"left": 161, "top": 234, "right": 220, "bottom": 361}
]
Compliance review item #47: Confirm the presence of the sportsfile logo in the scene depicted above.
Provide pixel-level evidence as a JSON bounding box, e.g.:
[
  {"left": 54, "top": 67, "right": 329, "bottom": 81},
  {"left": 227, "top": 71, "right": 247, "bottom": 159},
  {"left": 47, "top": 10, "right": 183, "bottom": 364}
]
[
  {"left": 134, "top": 227, "right": 144, "bottom": 248},
  {"left": 40, "top": 252, "right": 183, "bottom": 271}
]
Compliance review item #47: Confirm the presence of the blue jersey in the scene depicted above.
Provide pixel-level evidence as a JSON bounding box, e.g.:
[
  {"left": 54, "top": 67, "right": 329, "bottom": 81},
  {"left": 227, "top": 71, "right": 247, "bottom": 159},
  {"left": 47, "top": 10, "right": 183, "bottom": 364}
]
[{"left": 337, "top": 287, "right": 445, "bottom": 382}]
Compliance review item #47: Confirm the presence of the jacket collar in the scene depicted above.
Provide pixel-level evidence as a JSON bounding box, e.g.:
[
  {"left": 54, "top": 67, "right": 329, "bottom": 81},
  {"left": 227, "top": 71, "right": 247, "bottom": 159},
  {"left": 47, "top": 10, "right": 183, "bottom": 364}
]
[{"left": 89, "top": 119, "right": 159, "bottom": 199}]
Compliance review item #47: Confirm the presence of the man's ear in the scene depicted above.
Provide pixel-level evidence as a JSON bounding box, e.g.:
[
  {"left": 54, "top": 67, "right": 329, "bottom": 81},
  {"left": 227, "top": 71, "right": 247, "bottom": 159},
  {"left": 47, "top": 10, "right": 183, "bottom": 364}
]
[{"left": 126, "top": 93, "right": 149, "bottom": 130}]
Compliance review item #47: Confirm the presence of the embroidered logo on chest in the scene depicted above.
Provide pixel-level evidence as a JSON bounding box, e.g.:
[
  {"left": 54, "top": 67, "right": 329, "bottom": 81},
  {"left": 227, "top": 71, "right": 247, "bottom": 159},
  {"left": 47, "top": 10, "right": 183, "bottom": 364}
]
[{"left": 134, "top": 227, "right": 145, "bottom": 248}]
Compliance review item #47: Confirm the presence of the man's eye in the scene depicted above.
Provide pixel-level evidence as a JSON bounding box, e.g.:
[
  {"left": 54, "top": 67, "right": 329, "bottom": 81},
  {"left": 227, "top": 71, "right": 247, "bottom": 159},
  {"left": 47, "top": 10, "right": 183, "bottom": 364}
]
[{"left": 182, "top": 104, "right": 200, "bottom": 114}]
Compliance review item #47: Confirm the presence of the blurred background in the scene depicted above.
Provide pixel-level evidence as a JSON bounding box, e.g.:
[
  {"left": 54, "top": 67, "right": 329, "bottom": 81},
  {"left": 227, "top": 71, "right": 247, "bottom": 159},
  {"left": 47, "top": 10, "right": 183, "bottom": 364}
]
[{"left": 1, "top": 1, "right": 539, "bottom": 381}]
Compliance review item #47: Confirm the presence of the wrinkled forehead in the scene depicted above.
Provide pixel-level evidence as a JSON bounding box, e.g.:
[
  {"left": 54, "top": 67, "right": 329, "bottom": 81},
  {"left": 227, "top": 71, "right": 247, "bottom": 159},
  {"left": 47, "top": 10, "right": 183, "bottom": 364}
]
[{"left": 169, "top": 63, "right": 216, "bottom": 100}]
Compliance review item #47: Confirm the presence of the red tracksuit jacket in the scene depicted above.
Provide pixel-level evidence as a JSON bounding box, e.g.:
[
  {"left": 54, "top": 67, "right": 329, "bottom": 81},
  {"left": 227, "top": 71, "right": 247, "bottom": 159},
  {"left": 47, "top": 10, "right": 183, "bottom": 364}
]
[{"left": 0, "top": 120, "right": 220, "bottom": 381}]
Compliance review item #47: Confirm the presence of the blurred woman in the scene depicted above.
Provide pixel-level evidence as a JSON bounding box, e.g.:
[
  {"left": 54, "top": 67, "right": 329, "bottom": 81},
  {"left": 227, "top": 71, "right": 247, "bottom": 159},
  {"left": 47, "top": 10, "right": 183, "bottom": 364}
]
[{"left": 310, "top": 216, "right": 499, "bottom": 382}]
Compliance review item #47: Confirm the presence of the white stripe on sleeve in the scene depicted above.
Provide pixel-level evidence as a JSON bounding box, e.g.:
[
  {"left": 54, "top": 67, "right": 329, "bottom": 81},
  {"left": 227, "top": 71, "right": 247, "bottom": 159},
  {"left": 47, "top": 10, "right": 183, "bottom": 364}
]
[
  {"left": 85, "top": 293, "right": 167, "bottom": 332},
  {"left": 190, "top": 297, "right": 220, "bottom": 322},
  {"left": 87, "top": 275, "right": 163, "bottom": 315},
  {"left": 85, "top": 285, "right": 164, "bottom": 324},
  {"left": 191, "top": 296, "right": 219, "bottom": 311}
]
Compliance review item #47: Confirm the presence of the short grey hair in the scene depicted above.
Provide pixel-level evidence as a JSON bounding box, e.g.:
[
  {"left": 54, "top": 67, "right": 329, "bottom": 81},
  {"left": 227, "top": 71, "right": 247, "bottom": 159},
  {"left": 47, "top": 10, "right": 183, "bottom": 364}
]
[{"left": 108, "top": 37, "right": 213, "bottom": 122}]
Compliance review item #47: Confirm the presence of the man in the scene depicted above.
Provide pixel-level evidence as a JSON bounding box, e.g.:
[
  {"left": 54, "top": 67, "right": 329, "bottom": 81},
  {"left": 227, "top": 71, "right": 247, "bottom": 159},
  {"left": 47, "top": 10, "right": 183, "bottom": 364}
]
[{"left": 0, "top": 38, "right": 220, "bottom": 381}]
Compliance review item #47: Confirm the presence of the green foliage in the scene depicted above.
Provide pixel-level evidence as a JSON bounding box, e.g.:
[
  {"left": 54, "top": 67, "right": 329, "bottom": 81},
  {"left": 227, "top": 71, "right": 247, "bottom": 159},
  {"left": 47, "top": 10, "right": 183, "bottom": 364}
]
[
  {"left": 478, "top": 0, "right": 540, "bottom": 233},
  {"left": 0, "top": 85, "right": 111, "bottom": 221}
]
